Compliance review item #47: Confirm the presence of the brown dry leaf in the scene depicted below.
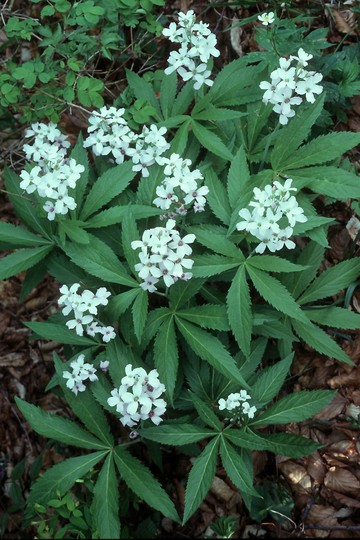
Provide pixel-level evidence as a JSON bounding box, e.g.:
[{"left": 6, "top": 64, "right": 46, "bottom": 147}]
[
  {"left": 307, "top": 452, "right": 327, "bottom": 484},
  {"left": 313, "top": 393, "right": 347, "bottom": 420},
  {"left": 306, "top": 505, "right": 338, "bottom": 538},
  {"left": 324, "top": 467, "right": 360, "bottom": 495},
  {"left": 327, "top": 367, "right": 360, "bottom": 389},
  {"left": 346, "top": 216, "right": 360, "bottom": 242},
  {"left": 230, "top": 17, "right": 243, "bottom": 57},
  {"left": 331, "top": 490, "right": 360, "bottom": 509},
  {"left": 278, "top": 461, "right": 312, "bottom": 495},
  {"left": 326, "top": 5, "right": 358, "bottom": 35},
  {"left": 210, "top": 476, "right": 236, "bottom": 503}
]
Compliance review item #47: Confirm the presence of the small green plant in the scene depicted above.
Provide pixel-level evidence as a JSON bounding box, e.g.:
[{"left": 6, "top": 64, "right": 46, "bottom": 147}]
[{"left": 2, "top": 6, "right": 360, "bottom": 537}]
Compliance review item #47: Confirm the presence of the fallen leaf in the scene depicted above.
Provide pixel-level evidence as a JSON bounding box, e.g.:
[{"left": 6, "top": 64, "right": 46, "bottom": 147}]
[{"left": 324, "top": 467, "right": 360, "bottom": 495}]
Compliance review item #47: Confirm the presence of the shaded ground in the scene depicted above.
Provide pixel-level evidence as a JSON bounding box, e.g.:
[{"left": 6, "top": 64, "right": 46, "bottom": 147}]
[{"left": 1, "top": 1, "right": 360, "bottom": 537}]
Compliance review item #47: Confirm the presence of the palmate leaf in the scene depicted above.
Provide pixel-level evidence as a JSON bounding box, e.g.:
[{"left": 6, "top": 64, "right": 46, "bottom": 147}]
[
  {"left": 291, "top": 318, "right": 353, "bottom": 365},
  {"left": 227, "top": 145, "right": 250, "bottom": 210},
  {"left": 54, "top": 354, "right": 114, "bottom": 446},
  {"left": 278, "top": 132, "right": 360, "bottom": 170},
  {"left": 225, "top": 428, "right": 321, "bottom": 458},
  {"left": 80, "top": 161, "right": 135, "bottom": 220},
  {"left": 4, "top": 167, "right": 51, "bottom": 238},
  {"left": 126, "top": 69, "right": 161, "bottom": 116},
  {"left": 71, "top": 133, "right": 90, "bottom": 212},
  {"left": 15, "top": 398, "right": 107, "bottom": 450},
  {"left": 290, "top": 166, "right": 360, "bottom": 200},
  {"left": 250, "top": 389, "right": 336, "bottom": 426},
  {"left": 219, "top": 437, "right": 258, "bottom": 496},
  {"left": 0, "top": 222, "right": 52, "bottom": 248},
  {"left": 304, "top": 306, "right": 360, "bottom": 330},
  {"left": 107, "top": 288, "right": 140, "bottom": 319},
  {"left": 114, "top": 446, "right": 179, "bottom": 522},
  {"left": 92, "top": 454, "right": 121, "bottom": 539},
  {"left": 247, "top": 255, "right": 308, "bottom": 273},
  {"left": 160, "top": 71, "right": 177, "bottom": 119},
  {"left": 0, "top": 245, "right": 53, "bottom": 280},
  {"left": 83, "top": 205, "right": 162, "bottom": 228},
  {"left": 297, "top": 258, "right": 360, "bottom": 305},
  {"left": 252, "top": 353, "right": 293, "bottom": 404},
  {"left": 183, "top": 436, "right": 220, "bottom": 524},
  {"left": 271, "top": 95, "right": 324, "bottom": 171},
  {"left": 175, "top": 317, "right": 250, "bottom": 389},
  {"left": 227, "top": 266, "right": 252, "bottom": 357},
  {"left": 187, "top": 224, "right": 243, "bottom": 259},
  {"left": 192, "top": 254, "right": 240, "bottom": 278},
  {"left": 121, "top": 206, "right": 140, "bottom": 276},
  {"left": 246, "top": 265, "right": 309, "bottom": 324},
  {"left": 177, "top": 304, "right": 230, "bottom": 331},
  {"left": 191, "top": 121, "right": 234, "bottom": 161},
  {"left": 131, "top": 288, "right": 148, "bottom": 342},
  {"left": 154, "top": 315, "right": 178, "bottom": 403},
  {"left": 189, "top": 391, "right": 222, "bottom": 431},
  {"left": 64, "top": 233, "right": 138, "bottom": 287},
  {"left": 281, "top": 241, "right": 325, "bottom": 300},
  {"left": 139, "top": 423, "right": 216, "bottom": 446},
  {"left": 107, "top": 337, "right": 142, "bottom": 387},
  {"left": 25, "top": 322, "right": 97, "bottom": 346},
  {"left": 26, "top": 451, "right": 107, "bottom": 513},
  {"left": 169, "top": 278, "right": 205, "bottom": 310},
  {"left": 205, "top": 168, "right": 232, "bottom": 225}
]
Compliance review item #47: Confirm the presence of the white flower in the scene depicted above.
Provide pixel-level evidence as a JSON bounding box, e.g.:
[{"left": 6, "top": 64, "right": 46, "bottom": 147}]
[
  {"left": 43, "top": 201, "right": 56, "bottom": 221},
  {"left": 258, "top": 12, "right": 275, "bottom": 26},
  {"left": 100, "top": 326, "right": 116, "bottom": 343},
  {"left": 66, "top": 311, "right": 94, "bottom": 336},
  {"left": 290, "top": 48, "right": 313, "bottom": 67}
]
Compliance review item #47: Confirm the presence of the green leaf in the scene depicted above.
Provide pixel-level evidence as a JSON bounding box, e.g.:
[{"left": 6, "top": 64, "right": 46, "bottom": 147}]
[
  {"left": 246, "top": 266, "right": 308, "bottom": 324},
  {"left": 219, "top": 437, "right": 258, "bottom": 496},
  {"left": 121, "top": 206, "right": 140, "bottom": 275},
  {"left": 250, "top": 390, "right": 336, "bottom": 426},
  {"left": 271, "top": 95, "right": 324, "bottom": 171},
  {"left": 183, "top": 436, "right": 220, "bottom": 524},
  {"left": 278, "top": 132, "right": 360, "bottom": 170},
  {"left": 0, "top": 245, "right": 52, "bottom": 280},
  {"left": 304, "top": 306, "right": 360, "bottom": 330},
  {"left": 107, "top": 288, "right": 140, "bottom": 319},
  {"left": 187, "top": 225, "right": 243, "bottom": 259},
  {"left": 193, "top": 106, "right": 245, "bottom": 122},
  {"left": 77, "top": 77, "right": 104, "bottom": 108},
  {"left": 209, "top": 60, "right": 262, "bottom": 107},
  {"left": 114, "top": 446, "right": 179, "bottom": 522},
  {"left": 71, "top": 133, "right": 90, "bottom": 212},
  {"left": 0, "top": 222, "right": 52, "bottom": 248},
  {"left": 54, "top": 354, "right": 114, "bottom": 446},
  {"left": 131, "top": 289, "right": 148, "bottom": 342},
  {"left": 154, "top": 316, "right": 178, "bottom": 404},
  {"left": 191, "top": 121, "right": 233, "bottom": 161},
  {"left": 80, "top": 162, "right": 135, "bottom": 220},
  {"left": 24, "top": 322, "right": 96, "bottom": 346},
  {"left": 298, "top": 258, "right": 360, "bottom": 305},
  {"left": 4, "top": 167, "right": 51, "bottom": 237},
  {"left": 281, "top": 241, "right": 325, "bottom": 299},
  {"left": 92, "top": 454, "right": 120, "bottom": 539},
  {"left": 252, "top": 353, "right": 293, "bottom": 404},
  {"left": 227, "top": 145, "right": 250, "bottom": 210},
  {"left": 291, "top": 318, "right": 353, "bottom": 365},
  {"left": 15, "top": 398, "right": 106, "bottom": 450},
  {"left": 160, "top": 71, "right": 177, "bottom": 119},
  {"left": 189, "top": 391, "right": 222, "bottom": 431},
  {"left": 64, "top": 233, "right": 138, "bottom": 287},
  {"left": 171, "top": 81, "right": 194, "bottom": 116},
  {"left": 168, "top": 278, "right": 205, "bottom": 310},
  {"left": 26, "top": 452, "right": 107, "bottom": 512},
  {"left": 175, "top": 318, "right": 250, "bottom": 389},
  {"left": 139, "top": 423, "right": 216, "bottom": 446},
  {"left": 140, "top": 307, "right": 172, "bottom": 349},
  {"left": 84, "top": 205, "right": 161, "bottom": 228},
  {"left": 225, "top": 428, "right": 321, "bottom": 458},
  {"left": 170, "top": 119, "right": 191, "bottom": 154},
  {"left": 227, "top": 266, "right": 252, "bottom": 357},
  {"left": 58, "top": 221, "right": 90, "bottom": 244},
  {"left": 291, "top": 166, "right": 360, "bottom": 200},
  {"left": 192, "top": 254, "right": 240, "bottom": 278},
  {"left": 247, "top": 255, "right": 308, "bottom": 273},
  {"left": 205, "top": 168, "right": 232, "bottom": 225},
  {"left": 126, "top": 70, "right": 161, "bottom": 116},
  {"left": 177, "top": 304, "right": 230, "bottom": 331}
]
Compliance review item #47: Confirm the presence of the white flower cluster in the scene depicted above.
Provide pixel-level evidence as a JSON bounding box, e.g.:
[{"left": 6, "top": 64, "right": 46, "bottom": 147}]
[
  {"left": 260, "top": 48, "right": 323, "bottom": 125},
  {"left": 153, "top": 153, "right": 209, "bottom": 218},
  {"left": 236, "top": 179, "right": 307, "bottom": 254},
  {"left": 108, "top": 364, "right": 167, "bottom": 428},
  {"left": 63, "top": 354, "right": 98, "bottom": 396},
  {"left": 163, "top": 10, "right": 220, "bottom": 90},
  {"left": 20, "top": 122, "right": 84, "bottom": 220},
  {"left": 58, "top": 283, "right": 116, "bottom": 342},
  {"left": 83, "top": 106, "right": 170, "bottom": 178},
  {"left": 258, "top": 12, "right": 275, "bottom": 26},
  {"left": 218, "top": 390, "right": 257, "bottom": 420},
  {"left": 131, "top": 219, "right": 195, "bottom": 292}
]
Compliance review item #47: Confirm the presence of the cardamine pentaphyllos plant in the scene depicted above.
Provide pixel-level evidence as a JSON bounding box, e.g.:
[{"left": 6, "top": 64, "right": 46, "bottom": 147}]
[{"left": 2, "top": 8, "right": 360, "bottom": 538}]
